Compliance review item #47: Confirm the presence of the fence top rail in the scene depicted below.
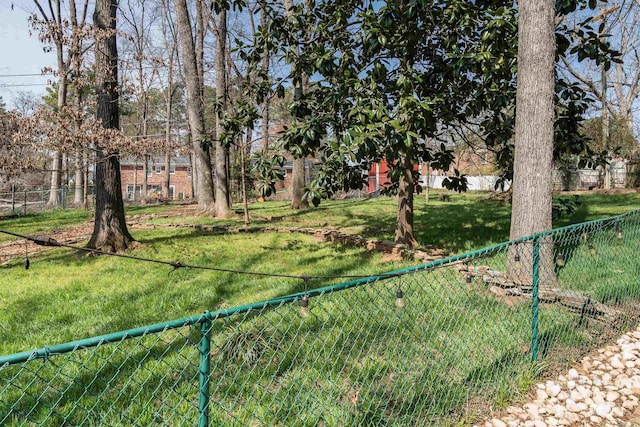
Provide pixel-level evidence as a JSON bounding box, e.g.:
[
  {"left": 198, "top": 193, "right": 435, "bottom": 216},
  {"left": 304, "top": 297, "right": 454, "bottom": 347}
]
[{"left": 1, "top": 208, "right": 638, "bottom": 367}]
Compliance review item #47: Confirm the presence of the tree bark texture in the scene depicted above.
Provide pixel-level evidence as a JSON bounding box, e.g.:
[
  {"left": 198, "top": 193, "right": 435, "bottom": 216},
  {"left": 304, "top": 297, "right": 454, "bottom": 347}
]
[
  {"left": 163, "top": 47, "right": 175, "bottom": 200},
  {"left": 214, "top": 7, "right": 233, "bottom": 218},
  {"left": 173, "top": 0, "right": 215, "bottom": 211},
  {"left": 195, "top": 0, "right": 205, "bottom": 104},
  {"left": 290, "top": 157, "right": 308, "bottom": 209},
  {"left": 88, "top": 0, "right": 133, "bottom": 252},
  {"left": 73, "top": 149, "right": 84, "bottom": 205},
  {"left": 73, "top": 81, "right": 85, "bottom": 206},
  {"left": 241, "top": 128, "right": 251, "bottom": 227},
  {"left": 48, "top": 153, "right": 63, "bottom": 206},
  {"left": 509, "top": 0, "right": 556, "bottom": 287},
  {"left": 395, "top": 156, "right": 417, "bottom": 247},
  {"left": 44, "top": 0, "right": 66, "bottom": 206}
]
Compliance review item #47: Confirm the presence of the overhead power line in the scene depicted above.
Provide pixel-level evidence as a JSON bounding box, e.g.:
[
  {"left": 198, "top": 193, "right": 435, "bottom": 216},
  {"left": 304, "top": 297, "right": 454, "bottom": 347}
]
[
  {"left": 0, "top": 83, "right": 50, "bottom": 88},
  {"left": 0, "top": 73, "right": 53, "bottom": 78}
]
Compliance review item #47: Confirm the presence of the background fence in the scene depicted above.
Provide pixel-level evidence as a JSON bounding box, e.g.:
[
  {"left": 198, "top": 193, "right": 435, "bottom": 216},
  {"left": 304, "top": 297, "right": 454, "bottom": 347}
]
[
  {"left": 1, "top": 211, "right": 639, "bottom": 426},
  {"left": 0, "top": 186, "right": 95, "bottom": 215}
]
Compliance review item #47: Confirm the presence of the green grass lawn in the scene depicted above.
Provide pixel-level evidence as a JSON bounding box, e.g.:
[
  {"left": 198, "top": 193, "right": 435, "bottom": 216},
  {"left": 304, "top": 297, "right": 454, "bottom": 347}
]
[
  {"left": 166, "top": 190, "right": 639, "bottom": 253},
  {"left": 1, "top": 191, "right": 638, "bottom": 354},
  {"left": 1, "top": 192, "right": 639, "bottom": 425},
  {"left": 0, "top": 228, "right": 409, "bottom": 356}
]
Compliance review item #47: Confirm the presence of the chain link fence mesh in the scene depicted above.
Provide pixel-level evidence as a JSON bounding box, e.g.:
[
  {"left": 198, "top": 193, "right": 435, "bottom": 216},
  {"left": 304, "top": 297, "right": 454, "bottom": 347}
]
[{"left": 1, "top": 210, "right": 639, "bottom": 426}]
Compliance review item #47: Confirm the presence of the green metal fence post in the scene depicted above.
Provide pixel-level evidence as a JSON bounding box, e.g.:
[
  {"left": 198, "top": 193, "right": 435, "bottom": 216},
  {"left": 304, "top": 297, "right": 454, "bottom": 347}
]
[
  {"left": 531, "top": 237, "right": 541, "bottom": 362},
  {"left": 199, "top": 317, "right": 212, "bottom": 427}
]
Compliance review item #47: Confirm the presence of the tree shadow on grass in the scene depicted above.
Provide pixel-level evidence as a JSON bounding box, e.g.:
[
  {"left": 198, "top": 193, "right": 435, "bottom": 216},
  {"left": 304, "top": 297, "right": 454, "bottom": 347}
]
[{"left": 0, "top": 229, "right": 384, "bottom": 356}]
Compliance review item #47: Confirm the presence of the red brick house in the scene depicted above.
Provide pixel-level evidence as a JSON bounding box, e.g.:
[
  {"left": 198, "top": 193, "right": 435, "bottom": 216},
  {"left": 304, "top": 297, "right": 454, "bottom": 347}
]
[
  {"left": 120, "top": 156, "right": 193, "bottom": 200},
  {"left": 368, "top": 160, "right": 420, "bottom": 193},
  {"left": 368, "top": 161, "right": 392, "bottom": 193},
  {"left": 368, "top": 150, "right": 498, "bottom": 193}
]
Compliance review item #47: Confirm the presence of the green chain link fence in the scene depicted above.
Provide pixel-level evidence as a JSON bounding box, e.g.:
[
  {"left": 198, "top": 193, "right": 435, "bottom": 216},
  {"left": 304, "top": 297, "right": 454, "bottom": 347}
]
[{"left": 1, "top": 210, "right": 640, "bottom": 426}]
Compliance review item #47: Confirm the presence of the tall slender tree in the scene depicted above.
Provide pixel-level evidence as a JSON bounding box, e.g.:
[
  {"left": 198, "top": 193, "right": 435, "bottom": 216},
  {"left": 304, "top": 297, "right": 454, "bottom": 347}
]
[
  {"left": 120, "top": 0, "right": 158, "bottom": 200},
  {"left": 173, "top": 0, "right": 215, "bottom": 211},
  {"left": 31, "top": 0, "right": 90, "bottom": 207},
  {"left": 88, "top": 0, "right": 134, "bottom": 252},
  {"left": 214, "top": 6, "right": 233, "bottom": 217},
  {"left": 284, "top": 0, "right": 309, "bottom": 210},
  {"left": 162, "top": 30, "right": 178, "bottom": 200},
  {"left": 508, "top": 0, "right": 556, "bottom": 286}
]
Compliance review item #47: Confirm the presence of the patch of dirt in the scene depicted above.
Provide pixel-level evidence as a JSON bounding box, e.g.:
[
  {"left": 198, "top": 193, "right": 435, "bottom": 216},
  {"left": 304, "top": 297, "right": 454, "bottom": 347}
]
[
  {"left": 381, "top": 252, "right": 404, "bottom": 263},
  {"left": 0, "top": 206, "right": 196, "bottom": 265},
  {"left": 562, "top": 188, "right": 639, "bottom": 195}
]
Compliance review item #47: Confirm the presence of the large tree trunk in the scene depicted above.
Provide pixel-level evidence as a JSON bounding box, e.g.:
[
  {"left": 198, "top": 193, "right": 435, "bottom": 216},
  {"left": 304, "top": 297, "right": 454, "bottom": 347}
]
[
  {"left": 509, "top": 0, "right": 556, "bottom": 287},
  {"left": 290, "top": 157, "right": 308, "bottom": 209},
  {"left": 88, "top": 0, "right": 133, "bottom": 252},
  {"left": 395, "top": 155, "right": 417, "bottom": 247},
  {"left": 174, "top": 0, "right": 215, "bottom": 211},
  {"left": 214, "top": 7, "right": 233, "bottom": 218}
]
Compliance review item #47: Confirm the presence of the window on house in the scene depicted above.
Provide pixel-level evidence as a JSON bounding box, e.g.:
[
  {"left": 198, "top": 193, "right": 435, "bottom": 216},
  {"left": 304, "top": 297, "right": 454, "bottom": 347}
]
[
  {"left": 146, "top": 167, "right": 152, "bottom": 177},
  {"left": 155, "top": 166, "right": 162, "bottom": 174},
  {"left": 170, "top": 166, "right": 176, "bottom": 175},
  {"left": 126, "top": 185, "right": 141, "bottom": 200},
  {"left": 187, "top": 167, "right": 192, "bottom": 177}
]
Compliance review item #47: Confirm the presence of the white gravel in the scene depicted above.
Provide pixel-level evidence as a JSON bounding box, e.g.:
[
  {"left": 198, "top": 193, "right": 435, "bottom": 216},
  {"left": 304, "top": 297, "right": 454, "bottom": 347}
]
[{"left": 478, "top": 326, "right": 640, "bottom": 427}]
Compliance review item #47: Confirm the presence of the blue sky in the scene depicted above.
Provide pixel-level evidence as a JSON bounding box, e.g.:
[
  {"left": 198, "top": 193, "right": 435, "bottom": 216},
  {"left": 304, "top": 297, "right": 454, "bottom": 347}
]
[{"left": 0, "top": 1, "right": 55, "bottom": 108}]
